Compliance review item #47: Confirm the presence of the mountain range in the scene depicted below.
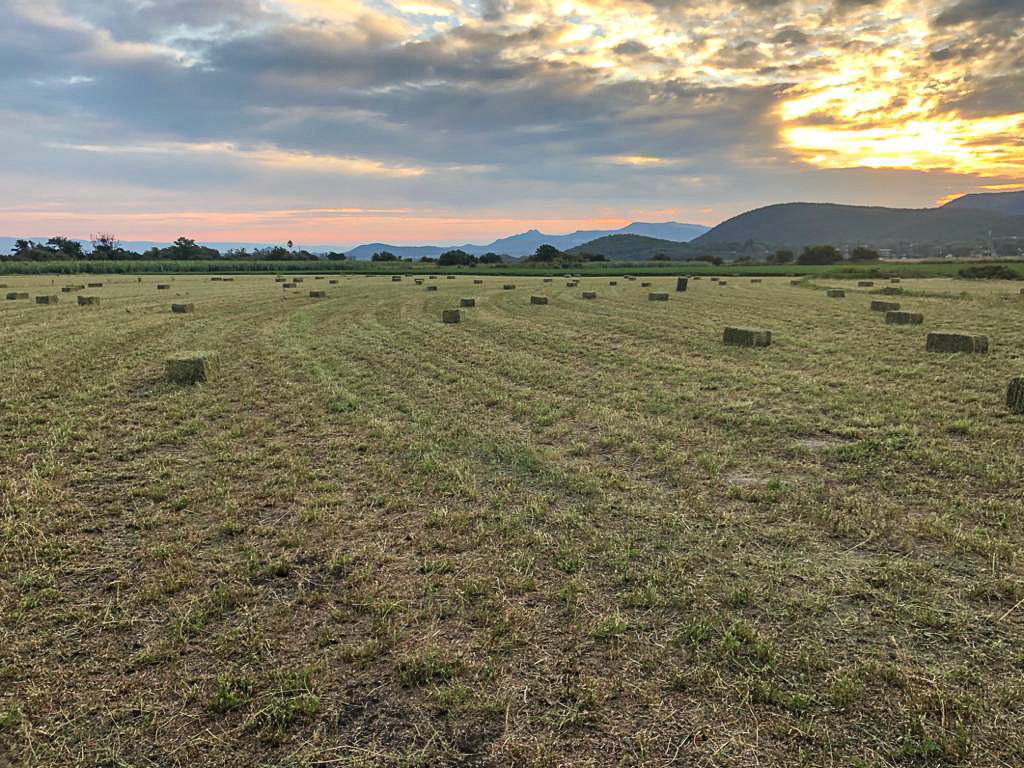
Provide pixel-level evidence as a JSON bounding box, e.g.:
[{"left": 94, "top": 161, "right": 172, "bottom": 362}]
[
  {"left": 4, "top": 189, "right": 1023, "bottom": 261},
  {"left": 341, "top": 221, "right": 709, "bottom": 260}
]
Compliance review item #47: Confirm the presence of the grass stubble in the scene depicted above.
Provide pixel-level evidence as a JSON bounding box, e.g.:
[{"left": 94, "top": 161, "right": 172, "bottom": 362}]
[{"left": 1, "top": 274, "right": 1023, "bottom": 766}]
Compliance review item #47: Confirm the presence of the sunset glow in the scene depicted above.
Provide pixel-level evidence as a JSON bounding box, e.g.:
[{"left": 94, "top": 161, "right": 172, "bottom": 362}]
[{"left": 2, "top": 0, "right": 1022, "bottom": 244}]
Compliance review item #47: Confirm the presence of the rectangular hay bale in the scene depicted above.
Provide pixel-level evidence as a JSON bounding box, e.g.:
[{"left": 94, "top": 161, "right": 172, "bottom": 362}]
[
  {"left": 582, "top": 291, "right": 597, "bottom": 299},
  {"left": 460, "top": 297, "right": 476, "bottom": 307},
  {"left": 648, "top": 292, "right": 669, "bottom": 301},
  {"left": 530, "top": 295, "right": 549, "bottom": 305},
  {"left": 1007, "top": 377, "right": 1024, "bottom": 414},
  {"left": 309, "top": 290, "right": 327, "bottom": 298},
  {"left": 926, "top": 332, "right": 988, "bottom": 353},
  {"left": 442, "top": 309, "right": 462, "bottom": 324},
  {"left": 165, "top": 351, "right": 217, "bottom": 384},
  {"left": 35, "top": 295, "right": 59, "bottom": 305},
  {"left": 171, "top": 303, "right": 194, "bottom": 314},
  {"left": 77, "top": 295, "right": 100, "bottom": 306},
  {"left": 676, "top": 277, "right": 688, "bottom": 292},
  {"left": 827, "top": 289, "right": 845, "bottom": 298},
  {"left": 723, "top": 326, "right": 771, "bottom": 347},
  {"left": 6, "top": 292, "right": 28, "bottom": 300}
]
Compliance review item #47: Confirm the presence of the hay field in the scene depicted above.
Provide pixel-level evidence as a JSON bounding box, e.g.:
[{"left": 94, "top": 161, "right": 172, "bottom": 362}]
[{"left": 2, "top": 273, "right": 1024, "bottom": 766}]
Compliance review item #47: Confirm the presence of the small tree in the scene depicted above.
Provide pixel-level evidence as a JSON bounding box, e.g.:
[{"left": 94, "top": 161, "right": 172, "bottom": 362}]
[
  {"left": 848, "top": 246, "right": 880, "bottom": 262},
  {"left": 46, "top": 236, "right": 84, "bottom": 259},
  {"left": 11, "top": 239, "right": 33, "bottom": 256},
  {"left": 529, "top": 244, "right": 562, "bottom": 262},
  {"left": 438, "top": 249, "right": 477, "bottom": 267},
  {"left": 91, "top": 233, "right": 121, "bottom": 258},
  {"left": 768, "top": 248, "right": 794, "bottom": 264},
  {"left": 478, "top": 252, "right": 503, "bottom": 264},
  {"left": 797, "top": 244, "right": 842, "bottom": 265},
  {"left": 371, "top": 251, "right": 398, "bottom": 262}
]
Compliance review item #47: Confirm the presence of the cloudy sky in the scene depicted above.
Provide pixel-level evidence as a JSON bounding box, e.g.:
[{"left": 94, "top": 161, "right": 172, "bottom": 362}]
[{"left": 2, "top": 0, "right": 1022, "bottom": 245}]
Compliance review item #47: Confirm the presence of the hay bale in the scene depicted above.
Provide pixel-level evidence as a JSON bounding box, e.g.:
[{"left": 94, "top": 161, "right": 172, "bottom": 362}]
[
  {"left": 165, "top": 351, "right": 216, "bottom": 384},
  {"left": 790, "top": 279, "right": 801, "bottom": 286},
  {"left": 582, "top": 291, "right": 597, "bottom": 299},
  {"left": 442, "top": 308, "right": 462, "bottom": 324},
  {"left": 309, "top": 290, "right": 327, "bottom": 298},
  {"left": 275, "top": 277, "right": 286, "bottom": 282},
  {"left": 293, "top": 277, "right": 304, "bottom": 283},
  {"left": 1007, "top": 377, "right": 1024, "bottom": 414},
  {"left": 87, "top": 282, "right": 103, "bottom": 288},
  {"left": 6, "top": 292, "right": 28, "bottom": 300},
  {"left": 609, "top": 280, "right": 618, "bottom": 286},
  {"left": 35, "top": 295, "right": 59, "bottom": 305},
  {"left": 223, "top": 277, "right": 234, "bottom": 282},
  {"left": 885, "top": 311, "right": 923, "bottom": 325},
  {"left": 426, "top": 285, "right": 438, "bottom": 292},
  {"left": 543, "top": 278, "right": 553, "bottom": 283},
  {"left": 723, "top": 326, "right": 771, "bottom": 347},
  {"left": 503, "top": 284, "right": 516, "bottom": 290},
  {"left": 926, "top": 332, "right": 988, "bottom": 353},
  {"left": 530, "top": 295, "right": 549, "bottom": 305},
  {"left": 473, "top": 279, "right": 483, "bottom": 284},
  {"left": 691, "top": 276, "right": 701, "bottom": 281},
  {"left": 156, "top": 284, "right": 170, "bottom": 290},
  {"left": 648, "top": 292, "right": 669, "bottom": 301},
  {"left": 61, "top": 285, "right": 80, "bottom": 293},
  {"left": 870, "top": 300, "right": 901, "bottom": 312},
  {"left": 283, "top": 283, "right": 296, "bottom": 289},
  {"left": 719, "top": 280, "right": 728, "bottom": 286},
  {"left": 750, "top": 278, "right": 762, "bottom": 283},
  {"left": 676, "top": 277, "right": 688, "bottom": 292},
  {"left": 566, "top": 281, "right": 579, "bottom": 287},
  {"left": 858, "top": 281, "right": 874, "bottom": 287},
  {"left": 171, "top": 303, "right": 194, "bottom": 314},
  {"left": 710, "top": 277, "right": 720, "bottom": 282},
  {"left": 460, "top": 297, "right": 476, "bottom": 307},
  {"left": 878, "top": 286, "right": 903, "bottom": 295},
  {"left": 314, "top": 276, "right": 324, "bottom": 280},
  {"left": 77, "top": 295, "right": 100, "bottom": 306},
  {"left": 211, "top": 276, "right": 223, "bottom": 281},
  {"left": 446, "top": 275, "right": 455, "bottom": 280},
  {"left": 392, "top": 276, "right": 403, "bottom": 282},
  {"left": 428, "top": 276, "right": 437, "bottom": 280},
  {"left": 827, "top": 289, "right": 845, "bottom": 298},
  {"left": 329, "top": 280, "right": 338, "bottom": 285},
  {"left": 414, "top": 278, "right": 424, "bottom": 284},
  {"left": 641, "top": 281, "right": 652, "bottom": 287},
  {"left": 890, "top": 278, "right": 901, "bottom": 283}
]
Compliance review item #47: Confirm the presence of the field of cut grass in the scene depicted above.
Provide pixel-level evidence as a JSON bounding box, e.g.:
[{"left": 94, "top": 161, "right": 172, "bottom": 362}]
[{"left": 2, "top": 273, "right": 1024, "bottom": 767}]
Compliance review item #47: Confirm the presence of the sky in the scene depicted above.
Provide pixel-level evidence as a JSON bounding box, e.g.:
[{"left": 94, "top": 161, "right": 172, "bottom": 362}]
[{"left": 2, "top": 0, "right": 1022, "bottom": 246}]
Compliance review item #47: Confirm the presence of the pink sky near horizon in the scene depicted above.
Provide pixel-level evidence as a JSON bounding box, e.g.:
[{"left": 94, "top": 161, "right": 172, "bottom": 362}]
[{"left": 0, "top": 208, "right": 722, "bottom": 246}]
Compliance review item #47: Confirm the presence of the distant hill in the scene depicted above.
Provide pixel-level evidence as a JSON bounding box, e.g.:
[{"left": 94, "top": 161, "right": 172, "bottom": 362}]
[
  {"left": 344, "top": 221, "right": 709, "bottom": 260},
  {"left": 691, "top": 202, "right": 1024, "bottom": 248},
  {"left": 566, "top": 234, "right": 693, "bottom": 260},
  {"left": 942, "top": 190, "right": 1024, "bottom": 216}
]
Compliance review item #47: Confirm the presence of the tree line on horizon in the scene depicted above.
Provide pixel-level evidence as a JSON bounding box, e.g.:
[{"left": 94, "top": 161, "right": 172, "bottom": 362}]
[
  {"left": 3, "top": 235, "right": 348, "bottom": 262},
  {"left": 4, "top": 234, "right": 886, "bottom": 266}
]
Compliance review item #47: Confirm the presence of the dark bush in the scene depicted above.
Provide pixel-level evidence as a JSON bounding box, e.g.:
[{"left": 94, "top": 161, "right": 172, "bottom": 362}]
[{"left": 958, "top": 264, "right": 1021, "bottom": 280}]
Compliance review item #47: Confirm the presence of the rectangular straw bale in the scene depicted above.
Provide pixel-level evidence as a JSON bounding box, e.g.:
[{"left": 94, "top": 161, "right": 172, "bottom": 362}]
[{"left": 926, "top": 332, "right": 988, "bottom": 353}]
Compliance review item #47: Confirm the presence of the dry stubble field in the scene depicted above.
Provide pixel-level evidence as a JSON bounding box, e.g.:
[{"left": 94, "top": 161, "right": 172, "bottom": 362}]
[{"left": 2, "top": 273, "right": 1024, "bottom": 767}]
